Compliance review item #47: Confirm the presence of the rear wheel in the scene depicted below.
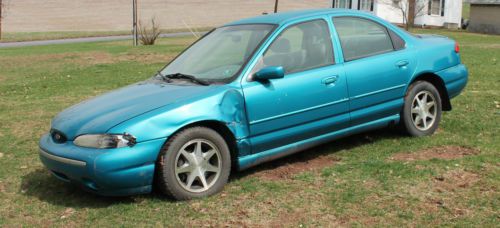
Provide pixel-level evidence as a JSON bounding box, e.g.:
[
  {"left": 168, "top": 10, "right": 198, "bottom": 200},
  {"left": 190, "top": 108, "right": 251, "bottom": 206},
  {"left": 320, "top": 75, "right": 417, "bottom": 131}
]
[
  {"left": 156, "top": 127, "right": 231, "bottom": 200},
  {"left": 401, "top": 81, "right": 442, "bottom": 137}
]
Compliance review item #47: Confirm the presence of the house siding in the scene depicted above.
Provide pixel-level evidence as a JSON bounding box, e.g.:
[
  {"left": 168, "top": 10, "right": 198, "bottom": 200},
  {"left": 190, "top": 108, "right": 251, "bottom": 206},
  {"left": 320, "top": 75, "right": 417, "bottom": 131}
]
[
  {"left": 468, "top": 4, "right": 500, "bottom": 34},
  {"left": 374, "top": 0, "right": 462, "bottom": 28}
]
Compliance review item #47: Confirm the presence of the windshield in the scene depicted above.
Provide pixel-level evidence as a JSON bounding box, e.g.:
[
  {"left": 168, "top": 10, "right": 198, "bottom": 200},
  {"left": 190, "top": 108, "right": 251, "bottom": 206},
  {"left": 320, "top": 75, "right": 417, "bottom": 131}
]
[{"left": 161, "top": 24, "right": 275, "bottom": 82}]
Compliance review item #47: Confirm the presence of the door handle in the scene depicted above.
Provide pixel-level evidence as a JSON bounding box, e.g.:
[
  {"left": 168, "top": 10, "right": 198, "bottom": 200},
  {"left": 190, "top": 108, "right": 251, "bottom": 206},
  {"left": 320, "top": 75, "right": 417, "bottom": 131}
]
[
  {"left": 322, "top": 76, "right": 338, "bottom": 85},
  {"left": 396, "top": 60, "right": 409, "bottom": 68}
]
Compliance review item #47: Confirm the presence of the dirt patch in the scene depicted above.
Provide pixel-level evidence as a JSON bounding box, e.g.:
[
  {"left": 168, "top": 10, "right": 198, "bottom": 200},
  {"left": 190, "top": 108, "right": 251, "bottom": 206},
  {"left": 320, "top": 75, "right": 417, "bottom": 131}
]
[
  {"left": 403, "top": 169, "right": 483, "bottom": 219},
  {"left": 390, "top": 146, "right": 479, "bottom": 162},
  {"left": 432, "top": 169, "right": 480, "bottom": 192},
  {"left": 78, "top": 52, "right": 115, "bottom": 65},
  {"left": 249, "top": 154, "right": 341, "bottom": 181},
  {"left": 116, "top": 53, "right": 176, "bottom": 64}
]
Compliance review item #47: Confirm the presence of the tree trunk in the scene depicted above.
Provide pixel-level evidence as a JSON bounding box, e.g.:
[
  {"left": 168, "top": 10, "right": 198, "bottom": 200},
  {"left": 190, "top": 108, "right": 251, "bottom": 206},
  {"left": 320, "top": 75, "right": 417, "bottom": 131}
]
[
  {"left": 274, "top": 0, "right": 279, "bottom": 13},
  {"left": 407, "top": 0, "right": 416, "bottom": 29}
]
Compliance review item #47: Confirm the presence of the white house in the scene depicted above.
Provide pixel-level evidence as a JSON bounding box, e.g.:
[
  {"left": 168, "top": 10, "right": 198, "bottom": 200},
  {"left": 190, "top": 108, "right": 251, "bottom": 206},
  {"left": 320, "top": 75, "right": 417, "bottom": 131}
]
[{"left": 331, "top": 0, "right": 463, "bottom": 28}]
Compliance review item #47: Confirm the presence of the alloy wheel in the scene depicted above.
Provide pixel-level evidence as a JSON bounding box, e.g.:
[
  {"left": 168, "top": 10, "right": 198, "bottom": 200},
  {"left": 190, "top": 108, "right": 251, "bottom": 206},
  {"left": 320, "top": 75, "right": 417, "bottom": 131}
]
[
  {"left": 174, "top": 139, "right": 222, "bottom": 193},
  {"left": 411, "top": 90, "right": 437, "bottom": 131}
]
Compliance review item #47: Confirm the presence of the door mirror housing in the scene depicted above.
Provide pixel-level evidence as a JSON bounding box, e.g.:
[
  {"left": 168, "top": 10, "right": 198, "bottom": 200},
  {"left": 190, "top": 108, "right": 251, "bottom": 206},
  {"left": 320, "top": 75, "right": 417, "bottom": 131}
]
[{"left": 254, "top": 66, "right": 285, "bottom": 81}]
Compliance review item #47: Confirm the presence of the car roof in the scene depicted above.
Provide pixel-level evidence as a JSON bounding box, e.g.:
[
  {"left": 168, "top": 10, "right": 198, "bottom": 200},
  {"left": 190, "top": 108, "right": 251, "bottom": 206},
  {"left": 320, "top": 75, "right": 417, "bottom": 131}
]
[{"left": 225, "top": 8, "right": 367, "bottom": 26}]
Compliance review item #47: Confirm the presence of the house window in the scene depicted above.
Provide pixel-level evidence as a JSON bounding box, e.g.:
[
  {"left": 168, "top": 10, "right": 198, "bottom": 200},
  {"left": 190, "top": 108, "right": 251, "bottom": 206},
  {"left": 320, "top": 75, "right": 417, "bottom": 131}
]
[
  {"left": 358, "top": 0, "right": 374, "bottom": 12},
  {"left": 333, "top": 0, "right": 351, "bottom": 9},
  {"left": 429, "top": 0, "right": 445, "bottom": 16}
]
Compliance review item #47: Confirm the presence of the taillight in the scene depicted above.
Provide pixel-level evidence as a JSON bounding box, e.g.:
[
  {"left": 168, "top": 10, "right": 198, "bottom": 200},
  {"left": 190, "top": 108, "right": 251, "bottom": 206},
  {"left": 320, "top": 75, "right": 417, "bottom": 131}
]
[{"left": 455, "top": 42, "right": 460, "bottom": 53}]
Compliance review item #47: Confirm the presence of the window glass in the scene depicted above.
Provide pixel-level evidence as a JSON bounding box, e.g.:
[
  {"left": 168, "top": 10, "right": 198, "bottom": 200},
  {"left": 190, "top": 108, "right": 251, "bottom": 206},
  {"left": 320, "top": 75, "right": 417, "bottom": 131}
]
[
  {"left": 162, "top": 24, "right": 274, "bottom": 81},
  {"left": 359, "top": 0, "right": 374, "bottom": 11},
  {"left": 429, "top": 0, "right": 445, "bottom": 16},
  {"left": 333, "top": 0, "right": 351, "bottom": 9},
  {"left": 333, "top": 17, "right": 394, "bottom": 61},
  {"left": 430, "top": 0, "right": 441, "bottom": 15},
  {"left": 388, "top": 29, "right": 405, "bottom": 50},
  {"left": 252, "top": 20, "right": 334, "bottom": 75}
]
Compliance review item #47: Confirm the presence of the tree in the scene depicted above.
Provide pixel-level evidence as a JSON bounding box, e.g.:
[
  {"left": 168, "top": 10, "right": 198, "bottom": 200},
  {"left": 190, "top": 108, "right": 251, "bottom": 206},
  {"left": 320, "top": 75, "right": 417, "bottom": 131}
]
[{"left": 382, "top": 0, "right": 427, "bottom": 30}]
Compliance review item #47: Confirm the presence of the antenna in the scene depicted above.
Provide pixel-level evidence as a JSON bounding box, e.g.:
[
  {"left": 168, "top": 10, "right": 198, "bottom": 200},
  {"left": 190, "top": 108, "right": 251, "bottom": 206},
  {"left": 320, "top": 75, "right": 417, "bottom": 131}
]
[{"left": 182, "top": 20, "right": 200, "bottom": 39}]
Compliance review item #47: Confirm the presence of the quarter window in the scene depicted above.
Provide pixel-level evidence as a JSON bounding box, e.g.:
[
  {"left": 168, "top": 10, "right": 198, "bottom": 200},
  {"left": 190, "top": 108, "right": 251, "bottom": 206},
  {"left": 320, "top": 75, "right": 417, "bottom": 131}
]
[
  {"left": 252, "top": 20, "right": 334, "bottom": 75},
  {"left": 388, "top": 29, "right": 405, "bottom": 50},
  {"left": 333, "top": 17, "right": 394, "bottom": 61}
]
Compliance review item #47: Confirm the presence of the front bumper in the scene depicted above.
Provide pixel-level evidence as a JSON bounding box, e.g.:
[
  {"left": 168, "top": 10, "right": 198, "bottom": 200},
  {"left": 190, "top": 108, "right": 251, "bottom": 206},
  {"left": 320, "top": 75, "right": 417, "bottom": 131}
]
[{"left": 39, "top": 134, "right": 166, "bottom": 196}]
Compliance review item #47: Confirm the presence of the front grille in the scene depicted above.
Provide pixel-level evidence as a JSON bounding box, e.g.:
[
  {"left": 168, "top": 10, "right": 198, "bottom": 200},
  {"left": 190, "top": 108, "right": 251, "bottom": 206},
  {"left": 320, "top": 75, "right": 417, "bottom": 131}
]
[{"left": 50, "top": 129, "right": 67, "bottom": 143}]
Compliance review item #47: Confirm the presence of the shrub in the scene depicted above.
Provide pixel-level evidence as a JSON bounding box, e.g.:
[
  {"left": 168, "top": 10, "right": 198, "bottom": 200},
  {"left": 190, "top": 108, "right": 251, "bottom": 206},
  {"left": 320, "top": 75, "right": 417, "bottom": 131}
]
[{"left": 138, "top": 18, "right": 161, "bottom": 45}]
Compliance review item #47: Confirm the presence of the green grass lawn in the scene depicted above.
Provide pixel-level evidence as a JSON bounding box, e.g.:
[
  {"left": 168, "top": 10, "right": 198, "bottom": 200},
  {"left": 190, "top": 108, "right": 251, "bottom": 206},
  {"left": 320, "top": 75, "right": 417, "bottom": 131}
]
[{"left": 0, "top": 30, "right": 498, "bottom": 226}]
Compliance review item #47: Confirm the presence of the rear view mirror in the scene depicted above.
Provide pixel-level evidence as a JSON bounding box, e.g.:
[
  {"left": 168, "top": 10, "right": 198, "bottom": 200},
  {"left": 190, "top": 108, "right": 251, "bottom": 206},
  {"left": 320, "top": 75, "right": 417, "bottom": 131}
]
[{"left": 254, "top": 66, "right": 285, "bottom": 81}]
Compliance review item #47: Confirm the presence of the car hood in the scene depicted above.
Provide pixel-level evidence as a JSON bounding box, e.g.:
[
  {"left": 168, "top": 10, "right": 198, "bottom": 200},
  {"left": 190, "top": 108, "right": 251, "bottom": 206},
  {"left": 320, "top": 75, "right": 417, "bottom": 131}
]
[{"left": 51, "top": 79, "right": 217, "bottom": 140}]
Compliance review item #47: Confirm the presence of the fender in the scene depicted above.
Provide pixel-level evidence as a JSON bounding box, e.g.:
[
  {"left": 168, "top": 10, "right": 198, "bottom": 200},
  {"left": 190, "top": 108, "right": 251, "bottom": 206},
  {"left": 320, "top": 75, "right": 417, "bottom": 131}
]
[{"left": 107, "top": 85, "right": 250, "bottom": 145}]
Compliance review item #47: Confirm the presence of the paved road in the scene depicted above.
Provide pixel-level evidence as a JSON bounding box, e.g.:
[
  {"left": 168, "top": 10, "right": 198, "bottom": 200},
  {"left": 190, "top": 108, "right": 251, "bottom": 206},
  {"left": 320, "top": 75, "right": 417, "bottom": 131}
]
[{"left": 0, "top": 31, "right": 205, "bottom": 48}]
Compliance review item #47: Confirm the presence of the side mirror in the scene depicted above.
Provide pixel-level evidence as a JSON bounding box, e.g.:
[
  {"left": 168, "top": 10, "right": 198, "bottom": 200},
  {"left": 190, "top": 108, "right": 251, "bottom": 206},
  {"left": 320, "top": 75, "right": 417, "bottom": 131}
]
[{"left": 254, "top": 66, "right": 285, "bottom": 81}]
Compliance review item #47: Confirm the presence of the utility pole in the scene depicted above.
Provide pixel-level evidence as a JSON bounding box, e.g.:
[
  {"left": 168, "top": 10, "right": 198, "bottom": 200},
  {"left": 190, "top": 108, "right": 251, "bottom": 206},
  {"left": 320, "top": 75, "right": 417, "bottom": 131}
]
[
  {"left": 132, "top": 0, "right": 138, "bottom": 46},
  {"left": 274, "top": 0, "right": 279, "bottom": 13}
]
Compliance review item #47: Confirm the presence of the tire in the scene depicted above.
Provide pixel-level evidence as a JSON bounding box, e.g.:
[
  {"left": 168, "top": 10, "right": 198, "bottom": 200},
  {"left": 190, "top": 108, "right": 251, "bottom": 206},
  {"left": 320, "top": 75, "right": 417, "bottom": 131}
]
[
  {"left": 401, "top": 81, "right": 442, "bottom": 137},
  {"left": 156, "top": 127, "right": 231, "bottom": 200}
]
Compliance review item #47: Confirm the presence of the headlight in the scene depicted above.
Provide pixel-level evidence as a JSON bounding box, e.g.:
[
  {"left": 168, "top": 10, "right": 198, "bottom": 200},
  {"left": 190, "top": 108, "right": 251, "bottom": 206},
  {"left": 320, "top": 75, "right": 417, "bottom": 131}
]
[{"left": 73, "top": 133, "right": 136, "bottom": 149}]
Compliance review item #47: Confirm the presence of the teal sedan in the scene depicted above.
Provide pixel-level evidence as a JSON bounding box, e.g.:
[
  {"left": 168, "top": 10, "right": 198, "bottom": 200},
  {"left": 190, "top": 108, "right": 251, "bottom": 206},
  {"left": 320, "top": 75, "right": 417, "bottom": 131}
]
[{"left": 39, "top": 9, "right": 468, "bottom": 200}]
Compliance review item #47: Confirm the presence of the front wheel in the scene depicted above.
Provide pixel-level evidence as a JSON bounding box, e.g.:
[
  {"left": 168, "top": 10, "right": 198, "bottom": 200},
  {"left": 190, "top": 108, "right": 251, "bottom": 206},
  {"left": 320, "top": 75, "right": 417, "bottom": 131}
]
[
  {"left": 401, "top": 81, "right": 442, "bottom": 137},
  {"left": 156, "top": 127, "right": 231, "bottom": 200}
]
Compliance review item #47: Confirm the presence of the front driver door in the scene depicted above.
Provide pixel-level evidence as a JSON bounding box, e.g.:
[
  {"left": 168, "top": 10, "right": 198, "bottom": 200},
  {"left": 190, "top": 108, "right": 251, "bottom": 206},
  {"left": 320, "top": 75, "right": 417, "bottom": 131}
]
[{"left": 242, "top": 18, "right": 350, "bottom": 154}]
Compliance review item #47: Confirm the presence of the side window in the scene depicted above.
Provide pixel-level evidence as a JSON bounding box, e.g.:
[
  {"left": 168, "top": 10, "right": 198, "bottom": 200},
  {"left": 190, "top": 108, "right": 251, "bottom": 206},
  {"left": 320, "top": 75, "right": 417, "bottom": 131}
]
[
  {"left": 252, "top": 20, "right": 334, "bottom": 75},
  {"left": 333, "top": 17, "right": 394, "bottom": 61},
  {"left": 388, "top": 29, "right": 406, "bottom": 50}
]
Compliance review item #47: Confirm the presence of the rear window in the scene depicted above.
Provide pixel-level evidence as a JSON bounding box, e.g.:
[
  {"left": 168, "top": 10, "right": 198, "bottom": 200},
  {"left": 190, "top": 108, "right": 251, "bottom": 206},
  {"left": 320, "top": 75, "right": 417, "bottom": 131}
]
[{"left": 333, "top": 17, "right": 394, "bottom": 61}]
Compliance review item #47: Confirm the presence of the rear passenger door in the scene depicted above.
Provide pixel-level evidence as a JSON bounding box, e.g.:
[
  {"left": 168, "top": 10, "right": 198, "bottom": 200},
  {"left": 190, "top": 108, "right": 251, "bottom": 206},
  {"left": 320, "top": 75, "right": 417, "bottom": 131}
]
[{"left": 332, "top": 16, "right": 416, "bottom": 126}]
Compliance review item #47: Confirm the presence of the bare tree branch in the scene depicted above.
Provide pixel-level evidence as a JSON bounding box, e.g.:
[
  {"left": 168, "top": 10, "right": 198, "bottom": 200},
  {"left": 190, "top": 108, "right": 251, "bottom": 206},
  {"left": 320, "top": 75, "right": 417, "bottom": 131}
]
[{"left": 379, "top": 0, "right": 427, "bottom": 30}]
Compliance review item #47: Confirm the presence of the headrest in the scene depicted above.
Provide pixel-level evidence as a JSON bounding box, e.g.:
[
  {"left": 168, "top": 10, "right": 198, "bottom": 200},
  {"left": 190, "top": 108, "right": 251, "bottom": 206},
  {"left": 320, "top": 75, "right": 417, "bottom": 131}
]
[{"left": 270, "top": 38, "right": 291, "bottom": 53}]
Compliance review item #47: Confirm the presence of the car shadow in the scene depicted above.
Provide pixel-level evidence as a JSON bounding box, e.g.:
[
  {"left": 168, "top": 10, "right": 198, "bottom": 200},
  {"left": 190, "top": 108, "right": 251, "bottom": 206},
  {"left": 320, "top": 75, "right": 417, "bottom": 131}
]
[
  {"left": 21, "top": 127, "right": 402, "bottom": 207},
  {"left": 21, "top": 170, "right": 135, "bottom": 208},
  {"left": 232, "top": 127, "right": 403, "bottom": 180},
  {"left": 20, "top": 170, "right": 176, "bottom": 208}
]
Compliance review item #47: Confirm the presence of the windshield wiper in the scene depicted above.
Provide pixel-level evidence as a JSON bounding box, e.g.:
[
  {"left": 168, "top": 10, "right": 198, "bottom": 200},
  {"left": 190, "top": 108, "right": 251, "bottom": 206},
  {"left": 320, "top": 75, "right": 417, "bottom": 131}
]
[
  {"left": 156, "top": 71, "right": 172, "bottom": 83},
  {"left": 159, "top": 72, "right": 210, "bottom": 86}
]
